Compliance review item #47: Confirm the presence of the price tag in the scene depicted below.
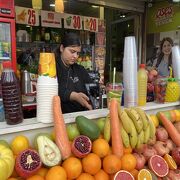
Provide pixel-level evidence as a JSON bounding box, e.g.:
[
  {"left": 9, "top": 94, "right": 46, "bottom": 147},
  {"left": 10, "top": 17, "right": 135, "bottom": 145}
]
[
  {"left": 63, "top": 13, "right": 83, "bottom": 30},
  {"left": 15, "top": 6, "right": 39, "bottom": 26},
  {"left": 84, "top": 16, "right": 98, "bottom": 32}
]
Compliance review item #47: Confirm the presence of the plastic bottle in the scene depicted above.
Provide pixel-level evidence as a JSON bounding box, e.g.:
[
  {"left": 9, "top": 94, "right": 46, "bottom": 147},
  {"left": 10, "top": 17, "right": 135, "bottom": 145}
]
[
  {"left": 137, "top": 64, "right": 147, "bottom": 106},
  {"left": 1, "top": 61, "right": 23, "bottom": 125}
]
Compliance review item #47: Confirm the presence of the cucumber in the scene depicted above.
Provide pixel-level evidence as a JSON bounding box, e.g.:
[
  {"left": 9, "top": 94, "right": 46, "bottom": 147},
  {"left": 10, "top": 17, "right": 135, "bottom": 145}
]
[{"left": 75, "top": 115, "right": 100, "bottom": 140}]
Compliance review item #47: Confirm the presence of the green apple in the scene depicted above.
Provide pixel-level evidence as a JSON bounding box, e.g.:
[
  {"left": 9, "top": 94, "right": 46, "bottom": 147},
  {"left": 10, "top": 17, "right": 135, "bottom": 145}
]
[
  {"left": 96, "top": 117, "right": 106, "bottom": 133},
  {"left": 66, "top": 124, "right": 80, "bottom": 141}
]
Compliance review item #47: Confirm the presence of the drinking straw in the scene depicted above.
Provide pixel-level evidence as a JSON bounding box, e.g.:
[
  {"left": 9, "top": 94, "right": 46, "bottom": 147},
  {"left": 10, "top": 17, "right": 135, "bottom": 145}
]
[{"left": 113, "top": 67, "right": 116, "bottom": 89}]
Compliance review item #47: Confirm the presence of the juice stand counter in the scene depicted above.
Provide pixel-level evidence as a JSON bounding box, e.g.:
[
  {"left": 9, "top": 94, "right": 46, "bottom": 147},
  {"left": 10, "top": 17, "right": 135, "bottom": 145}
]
[{"left": 0, "top": 101, "right": 180, "bottom": 144}]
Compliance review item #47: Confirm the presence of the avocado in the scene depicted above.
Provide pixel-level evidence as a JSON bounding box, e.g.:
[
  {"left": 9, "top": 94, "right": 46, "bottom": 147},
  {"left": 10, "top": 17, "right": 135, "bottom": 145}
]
[{"left": 75, "top": 115, "right": 100, "bottom": 140}]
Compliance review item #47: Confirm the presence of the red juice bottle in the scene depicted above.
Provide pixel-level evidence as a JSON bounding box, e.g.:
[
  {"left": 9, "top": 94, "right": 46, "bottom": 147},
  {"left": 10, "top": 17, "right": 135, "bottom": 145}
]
[{"left": 1, "top": 61, "right": 23, "bottom": 124}]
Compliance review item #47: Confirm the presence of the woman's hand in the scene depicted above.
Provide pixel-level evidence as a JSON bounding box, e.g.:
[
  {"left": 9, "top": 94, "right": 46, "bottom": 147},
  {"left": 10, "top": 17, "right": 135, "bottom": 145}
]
[{"left": 70, "top": 92, "right": 92, "bottom": 110}]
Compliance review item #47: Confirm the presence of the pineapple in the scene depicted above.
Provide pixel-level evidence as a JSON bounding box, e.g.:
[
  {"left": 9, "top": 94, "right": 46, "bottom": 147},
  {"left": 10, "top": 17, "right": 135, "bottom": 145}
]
[{"left": 165, "top": 78, "right": 180, "bottom": 102}]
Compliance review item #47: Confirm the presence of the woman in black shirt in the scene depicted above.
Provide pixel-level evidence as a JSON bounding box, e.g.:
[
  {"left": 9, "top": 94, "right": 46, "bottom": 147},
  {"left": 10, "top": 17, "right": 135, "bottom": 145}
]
[{"left": 55, "top": 32, "right": 92, "bottom": 113}]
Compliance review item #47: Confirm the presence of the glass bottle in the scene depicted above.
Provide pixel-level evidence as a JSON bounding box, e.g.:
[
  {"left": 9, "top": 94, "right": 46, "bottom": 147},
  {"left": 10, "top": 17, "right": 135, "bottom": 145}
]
[{"left": 1, "top": 61, "right": 23, "bottom": 124}]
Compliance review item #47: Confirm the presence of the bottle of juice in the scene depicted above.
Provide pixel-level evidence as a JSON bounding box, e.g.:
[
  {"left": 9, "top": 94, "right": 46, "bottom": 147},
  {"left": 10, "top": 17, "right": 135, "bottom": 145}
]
[
  {"left": 138, "top": 64, "right": 147, "bottom": 106},
  {"left": 1, "top": 61, "right": 23, "bottom": 125}
]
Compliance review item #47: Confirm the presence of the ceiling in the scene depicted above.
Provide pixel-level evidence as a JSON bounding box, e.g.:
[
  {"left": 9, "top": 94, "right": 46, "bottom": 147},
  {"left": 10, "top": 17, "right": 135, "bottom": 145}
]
[{"left": 14, "top": 0, "right": 100, "bottom": 17}]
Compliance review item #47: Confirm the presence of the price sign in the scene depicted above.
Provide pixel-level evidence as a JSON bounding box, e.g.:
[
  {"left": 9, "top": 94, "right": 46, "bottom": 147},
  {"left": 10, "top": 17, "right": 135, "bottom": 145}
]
[
  {"left": 84, "top": 16, "right": 98, "bottom": 32},
  {"left": 63, "top": 13, "right": 83, "bottom": 30},
  {"left": 15, "top": 6, "right": 39, "bottom": 26}
]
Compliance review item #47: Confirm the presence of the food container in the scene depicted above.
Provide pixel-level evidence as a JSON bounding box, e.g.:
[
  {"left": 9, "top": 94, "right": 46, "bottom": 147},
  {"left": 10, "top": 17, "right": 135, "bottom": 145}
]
[{"left": 154, "top": 78, "right": 167, "bottom": 103}]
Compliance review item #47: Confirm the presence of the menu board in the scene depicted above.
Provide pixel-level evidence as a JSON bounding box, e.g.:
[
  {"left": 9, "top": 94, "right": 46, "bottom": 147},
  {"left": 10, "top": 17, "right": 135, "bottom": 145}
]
[
  {"left": 63, "top": 13, "right": 83, "bottom": 30},
  {"left": 15, "top": 6, "right": 39, "bottom": 26}
]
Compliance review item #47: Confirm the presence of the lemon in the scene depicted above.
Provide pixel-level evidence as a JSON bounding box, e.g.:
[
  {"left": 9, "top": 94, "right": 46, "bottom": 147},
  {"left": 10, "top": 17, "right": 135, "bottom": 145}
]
[
  {"left": 149, "top": 114, "right": 159, "bottom": 128},
  {"left": 11, "top": 135, "right": 30, "bottom": 155}
]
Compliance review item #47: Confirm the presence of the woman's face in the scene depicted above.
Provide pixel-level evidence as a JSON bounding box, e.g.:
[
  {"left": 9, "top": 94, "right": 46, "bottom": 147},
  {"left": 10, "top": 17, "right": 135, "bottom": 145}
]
[
  {"left": 60, "top": 45, "right": 81, "bottom": 66},
  {"left": 162, "top": 40, "right": 172, "bottom": 56}
]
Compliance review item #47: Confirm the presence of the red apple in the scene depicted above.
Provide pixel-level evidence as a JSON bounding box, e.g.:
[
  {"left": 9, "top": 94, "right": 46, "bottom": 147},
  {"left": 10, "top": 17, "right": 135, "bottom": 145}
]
[
  {"left": 172, "top": 147, "right": 180, "bottom": 166},
  {"left": 165, "top": 139, "right": 176, "bottom": 152},
  {"left": 133, "top": 153, "right": 146, "bottom": 170},
  {"left": 156, "top": 127, "right": 168, "bottom": 142},
  {"left": 143, "top": 145, "right": 157, "bottom": 161},
  {"left": 153, "top": 141, "right": 170, "bottom": 156}
]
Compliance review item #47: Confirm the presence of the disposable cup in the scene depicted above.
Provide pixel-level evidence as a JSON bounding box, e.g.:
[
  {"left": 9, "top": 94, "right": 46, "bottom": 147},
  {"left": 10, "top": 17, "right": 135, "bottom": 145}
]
[
  {"left": 172, "top": 46, "right": 180, "bottom": 79},
  {"left": 123, "top": 36, "right": 137, "bottom": 59},
  {"left": 106, "top": 82, "right": 123, "bottom": 108}
]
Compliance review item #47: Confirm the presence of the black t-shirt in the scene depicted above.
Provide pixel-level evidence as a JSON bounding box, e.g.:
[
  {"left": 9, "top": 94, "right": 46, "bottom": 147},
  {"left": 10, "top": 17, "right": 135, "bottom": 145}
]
[{"left": 56, "top": 56, "right": 92, "bottom": 113}]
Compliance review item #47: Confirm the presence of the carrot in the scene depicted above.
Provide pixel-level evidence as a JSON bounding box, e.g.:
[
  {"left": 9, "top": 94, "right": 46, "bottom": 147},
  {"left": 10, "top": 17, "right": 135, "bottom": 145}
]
[
  {"left": 109, "top": 98, "right": 124, "bottom": 158},
  {"left": 53, "top": 95, "right": 71, "bottom": 160},
  {"left": 159, "top": 112, "right": 180, "bottom": 147}
]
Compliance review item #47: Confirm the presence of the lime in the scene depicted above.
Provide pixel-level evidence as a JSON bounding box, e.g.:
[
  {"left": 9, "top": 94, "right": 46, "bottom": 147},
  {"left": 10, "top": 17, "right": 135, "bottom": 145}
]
[{"left": 108, "top": 91, "right": 121, "bottom": 98}]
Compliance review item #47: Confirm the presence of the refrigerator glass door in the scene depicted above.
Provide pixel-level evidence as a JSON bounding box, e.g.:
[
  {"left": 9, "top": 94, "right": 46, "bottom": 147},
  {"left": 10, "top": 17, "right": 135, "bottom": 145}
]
[{"left": 0, "top": 22, "right": 11, "bottom": 61}]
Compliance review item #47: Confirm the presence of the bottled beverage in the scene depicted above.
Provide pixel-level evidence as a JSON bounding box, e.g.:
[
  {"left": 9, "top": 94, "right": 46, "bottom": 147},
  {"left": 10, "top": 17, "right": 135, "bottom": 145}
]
[
  {"left": 1, "top": 61, "right": 23, "bottom": 125},
  {"left": 137, "top": 64, "right": 147, "bottom": 106}
]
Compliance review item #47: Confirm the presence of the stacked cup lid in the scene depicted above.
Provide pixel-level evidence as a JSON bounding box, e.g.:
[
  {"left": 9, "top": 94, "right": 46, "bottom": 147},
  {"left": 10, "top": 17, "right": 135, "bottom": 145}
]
[
  {"left": 172, "top": 46, "right": 180, "bottom": 80},
  {"left": 36, "top": 52, "right": 58, "bottom": 123}
]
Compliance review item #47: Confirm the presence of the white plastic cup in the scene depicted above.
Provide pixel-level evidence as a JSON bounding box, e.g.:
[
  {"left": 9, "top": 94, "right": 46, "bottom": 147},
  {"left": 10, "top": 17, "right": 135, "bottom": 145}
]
[{"left": 172, "top": 46, "right": 180, "bottom": 79}]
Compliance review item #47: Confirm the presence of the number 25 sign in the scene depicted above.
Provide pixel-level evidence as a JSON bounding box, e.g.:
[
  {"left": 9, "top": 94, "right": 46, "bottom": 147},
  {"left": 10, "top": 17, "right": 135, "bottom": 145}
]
[{"left": 15, "top": 6, "right": 39, "bottom": 26}]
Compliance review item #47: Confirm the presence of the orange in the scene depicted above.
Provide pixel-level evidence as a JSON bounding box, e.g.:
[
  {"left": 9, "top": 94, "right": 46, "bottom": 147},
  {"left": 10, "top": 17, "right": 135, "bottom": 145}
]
[
  {"left": 11, "top": 135, "right": 30, "bottom": 155},
  {"left": 62, "top": 157, "right": 82, "bottom": 179},
  {"left": 45, "top": 166, "right": 67, "bottom": 180},
  {"left": 27, "top": 175, "right": 44, "bottom": 180},
  {"left": 164, "top": 154, "right": 177, "bottom": 170},
  {"left": 94, "top": 169, "right": 109, "bottom": 180},
  {"left": 103, "top": 154, "right": 121, "bottom": 174},
  {"left": 130, "top": 169, "right": 139, "bottom": 179},
  {"left": 82, "top": 153, "right": 101, "bottom": 175},
  {"left": 107, "top": 147, "right": 112, "bottom": 155},
  {"left": 137, "top": 169, "right": 152, "bottom": 180},
  {"left": 36, "top": 167, "right": 48, "bottom": 177},
  {"left": 121, "top": 154, "right": 137, "bottom": 171},
  {"left": 123, "top": 146, "right": 133, "bottom": 154},
  {"left": 173, "top": 110, "right": 180, "bottom": 122},
  {"left": 77, "top": 173, "right": 95, "bottom": 180},
  {"left": 149, "top": 115, "right": 159, "bottom": 128},
  {"left": 92, "top": 138, "right": 110, "bottom": 158}
]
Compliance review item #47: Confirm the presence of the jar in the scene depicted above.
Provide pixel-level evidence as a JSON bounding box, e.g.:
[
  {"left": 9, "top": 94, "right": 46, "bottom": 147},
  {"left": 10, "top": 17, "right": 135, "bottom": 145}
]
[{"left": 154, "top": 78, "right": 167, "bottom": 103}]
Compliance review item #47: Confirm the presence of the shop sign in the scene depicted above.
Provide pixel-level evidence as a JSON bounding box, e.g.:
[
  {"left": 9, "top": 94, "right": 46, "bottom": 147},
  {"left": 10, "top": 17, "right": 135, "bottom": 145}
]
[
  {"left": 83, "top": 16, "right": 98, "bottom": 32},
  {"left": 63, "top": 13, "right": 83, "bottom": 30},
  {"left": 41, "top": 10, "right": 62, "bottom": 28},
  {"left": 155, "top": 6, "right": 174, "bottom": 26},
  {"left": 15, "top": 6, "right": 39, "bottom": 26}
]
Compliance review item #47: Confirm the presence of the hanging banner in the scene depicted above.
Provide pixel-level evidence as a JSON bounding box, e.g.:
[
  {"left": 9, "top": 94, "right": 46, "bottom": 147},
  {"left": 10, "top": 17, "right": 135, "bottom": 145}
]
[
  {"left": 63, "top": 13, "right": 83, "bottom": 30},
  {"left": 15, "top": 6, "right": 39, "bottom": 26},
  {"left": 147, "top": 2, "right": 180, "bottom": 33},
  {"left": 41, "top": 10, "right": 62, "bottom": 28},
  {"left": 83, "top": 16, "right": 98, "bottom": 32}
]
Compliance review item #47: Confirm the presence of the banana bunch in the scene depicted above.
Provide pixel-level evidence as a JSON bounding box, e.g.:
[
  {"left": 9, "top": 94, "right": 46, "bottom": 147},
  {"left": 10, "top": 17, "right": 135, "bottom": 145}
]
[{"left": 118, "top": 106, "right": 156, "bottom": 149}]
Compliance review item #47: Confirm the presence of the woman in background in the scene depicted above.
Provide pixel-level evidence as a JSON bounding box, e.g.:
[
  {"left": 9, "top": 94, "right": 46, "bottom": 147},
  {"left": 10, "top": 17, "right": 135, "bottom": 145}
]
[
  {"left": 153, "top": 37, "right": 174, "bottom": 77},
  {"left": 55, "top": 32, "right": 93, "bottom": 113}
]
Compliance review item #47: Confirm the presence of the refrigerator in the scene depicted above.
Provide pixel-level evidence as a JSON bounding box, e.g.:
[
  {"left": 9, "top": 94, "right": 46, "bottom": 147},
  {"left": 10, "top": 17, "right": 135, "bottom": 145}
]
[{"left": 0, "top": 0, "right": 16, "bottom": 71}]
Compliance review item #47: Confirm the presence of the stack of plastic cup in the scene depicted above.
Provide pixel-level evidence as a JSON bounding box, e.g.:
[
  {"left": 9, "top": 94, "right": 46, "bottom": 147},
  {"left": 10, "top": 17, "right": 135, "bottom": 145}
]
[
  {"left": 36, "top": 52, "right": 58, "bottom": 123},
  {"left": 36, "top": 76, "right": 58, "bottom": 123},
  {"left": 172, "top": 46, "right": 180, "bottom": 81},
  {"left": 123, "top": 36, "right": 138, "bottom": 107}
]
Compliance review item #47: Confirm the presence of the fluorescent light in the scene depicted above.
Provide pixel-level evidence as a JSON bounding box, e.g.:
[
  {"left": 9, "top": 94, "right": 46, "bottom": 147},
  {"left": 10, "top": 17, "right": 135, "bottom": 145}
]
[
  {"left": 50, "top": 4, "right": 55, "bottom": 7},
  {"left": 91, "top": 5, "right": 99, "bottom": 8},
  {"left": 172, "top": 0, "right": 180, "bottom": 2}
]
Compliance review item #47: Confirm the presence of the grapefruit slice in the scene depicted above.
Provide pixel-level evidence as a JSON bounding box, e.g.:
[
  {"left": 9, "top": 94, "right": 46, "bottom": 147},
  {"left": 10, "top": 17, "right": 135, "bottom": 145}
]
[
  {"left": 148, "top": 155, "right": 169, "bottom": 177},
  {"left": 137, "top": 169, "right": 152, "bottom": 180},
  {"left": 164, "top": 154, "right": 177, "bottom": 170},
  {"left": 114, "top": 170, "right": 134, "bottom": 180}
]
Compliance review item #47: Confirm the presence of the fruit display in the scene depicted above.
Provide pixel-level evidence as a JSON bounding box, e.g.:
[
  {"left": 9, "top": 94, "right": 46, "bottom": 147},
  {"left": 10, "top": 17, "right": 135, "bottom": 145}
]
[{"left": 1, "top": 100, "right": 180, "bottom": 179}]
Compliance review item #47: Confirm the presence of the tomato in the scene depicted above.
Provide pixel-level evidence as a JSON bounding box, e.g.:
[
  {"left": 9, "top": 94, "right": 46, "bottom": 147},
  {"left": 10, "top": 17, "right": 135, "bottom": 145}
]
[{"left": 0, "top": 144, "right": 15, "bottom": 180}]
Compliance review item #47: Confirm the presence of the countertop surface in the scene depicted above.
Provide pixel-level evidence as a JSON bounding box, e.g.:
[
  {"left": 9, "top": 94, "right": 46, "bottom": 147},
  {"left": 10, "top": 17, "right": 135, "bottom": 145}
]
[{"left": 0, "top": 101, "right": 180, "bottom": 135}]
